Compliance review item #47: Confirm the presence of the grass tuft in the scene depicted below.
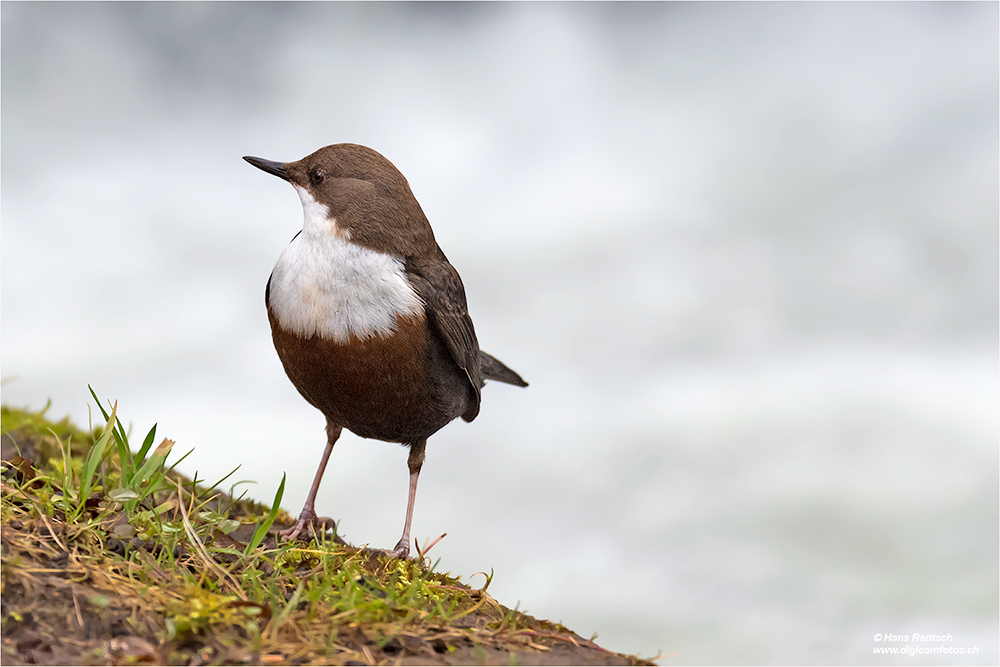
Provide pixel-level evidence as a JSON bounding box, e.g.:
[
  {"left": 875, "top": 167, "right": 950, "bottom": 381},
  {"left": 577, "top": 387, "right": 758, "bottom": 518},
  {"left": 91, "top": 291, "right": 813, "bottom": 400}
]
[{"left": 1, "top": 395, "right": 654, "bottom": 665}]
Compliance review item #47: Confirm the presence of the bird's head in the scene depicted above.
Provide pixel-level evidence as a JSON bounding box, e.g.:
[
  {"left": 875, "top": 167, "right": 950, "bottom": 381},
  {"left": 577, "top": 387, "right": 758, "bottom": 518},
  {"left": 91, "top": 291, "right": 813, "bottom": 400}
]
[{"left": 244, "top": 144, "right": 435, "bottom": 256}]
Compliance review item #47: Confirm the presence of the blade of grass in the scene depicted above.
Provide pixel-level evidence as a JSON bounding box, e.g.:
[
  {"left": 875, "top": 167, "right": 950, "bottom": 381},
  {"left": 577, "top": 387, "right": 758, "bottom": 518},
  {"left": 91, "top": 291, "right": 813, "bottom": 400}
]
[
  {"left": 166, "top": 447, "right": 195, "bottom": 474},
  {"left": 121, "top": 423, "right": 157, "bottom": 489},
  {"left": 77, "top": 401, "right": 118, "bottom": 516},
  {"left": 78, "top": 428, "right": 113, "bottom": 505},
  {"left": 52, "top": 428, "right": 74, "bottom": 503},
  {"left": 89, "top": 386, "right": 133, "bottom": 478},
  {"left": 135, "top": 423, "right": 158, "bottom": 465},
  {"left": 88, "top": 387, "right": 129, "bottom": 457},
  {"left": 204, "top": 464, "right": 241, "bottom": 496},
  {"left": 109, "top": 415, "right": 130, "bottom": 469},
  {"left": 88, "top": 385, "right": 111, "bottom": 422},
  {"left": 244, "top": 473, "right": 285, "bottom": 557},
  {"left": 132, "top": 438, "right": 175, "bottom": 486}
]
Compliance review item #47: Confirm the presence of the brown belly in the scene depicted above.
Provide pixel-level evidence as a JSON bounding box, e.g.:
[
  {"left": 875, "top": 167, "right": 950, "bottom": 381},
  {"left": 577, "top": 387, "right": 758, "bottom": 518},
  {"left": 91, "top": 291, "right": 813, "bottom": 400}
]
[{"left": 269, "top": 310, "right": 459, "bottom": 442}]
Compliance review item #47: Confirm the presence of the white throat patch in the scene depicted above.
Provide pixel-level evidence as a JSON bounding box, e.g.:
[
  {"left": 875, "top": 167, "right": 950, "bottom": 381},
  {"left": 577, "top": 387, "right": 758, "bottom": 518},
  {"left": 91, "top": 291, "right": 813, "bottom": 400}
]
[{"left": 268, "top": 187, "right": 425, "bottom": 342}]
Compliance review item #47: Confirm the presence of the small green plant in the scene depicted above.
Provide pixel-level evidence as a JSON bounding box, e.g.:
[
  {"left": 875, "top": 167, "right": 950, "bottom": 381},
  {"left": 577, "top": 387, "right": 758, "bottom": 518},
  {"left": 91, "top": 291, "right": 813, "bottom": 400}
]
[
  {"left": 81, "top": 386, "right": 202, "bottom": 523},
  {"left": 49, "top": 399, "right": 117, "bottom": 521},
  {"left": 87, "top": 386, "right": 184, "bottom": 512}
]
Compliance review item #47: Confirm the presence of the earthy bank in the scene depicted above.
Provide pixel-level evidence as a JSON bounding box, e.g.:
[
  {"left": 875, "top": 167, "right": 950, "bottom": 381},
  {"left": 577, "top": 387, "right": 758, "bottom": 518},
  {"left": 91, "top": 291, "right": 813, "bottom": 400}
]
[{"left": 1, "top": 402, "right": 655, "bottom": 666}]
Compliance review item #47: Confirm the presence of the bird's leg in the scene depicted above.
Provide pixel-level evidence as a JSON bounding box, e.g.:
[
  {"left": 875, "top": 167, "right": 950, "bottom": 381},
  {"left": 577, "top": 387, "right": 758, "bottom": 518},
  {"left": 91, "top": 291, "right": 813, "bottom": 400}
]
[
  {"left": 386, "top": 439, "right": 426, "bottom": 559},
  {"left": 280, "top": 422, "right": 342, "bottom": 541}
]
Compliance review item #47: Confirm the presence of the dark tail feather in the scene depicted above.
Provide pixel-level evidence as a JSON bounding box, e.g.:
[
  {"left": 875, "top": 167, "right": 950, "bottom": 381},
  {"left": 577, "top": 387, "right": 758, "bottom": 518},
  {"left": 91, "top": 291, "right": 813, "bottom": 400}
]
[{"left": 480, "top": 351, "right": 528, "bottom": 387}]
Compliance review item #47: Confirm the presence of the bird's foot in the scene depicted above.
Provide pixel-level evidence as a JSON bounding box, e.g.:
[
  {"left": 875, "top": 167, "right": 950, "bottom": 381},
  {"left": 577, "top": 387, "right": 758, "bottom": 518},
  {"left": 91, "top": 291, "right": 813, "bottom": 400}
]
[
  {"left": 278, "top": 509, "right": 335, "bottom": 542},
  {"left": 374, "top": 537, "right": 411, "bottom": 560}
]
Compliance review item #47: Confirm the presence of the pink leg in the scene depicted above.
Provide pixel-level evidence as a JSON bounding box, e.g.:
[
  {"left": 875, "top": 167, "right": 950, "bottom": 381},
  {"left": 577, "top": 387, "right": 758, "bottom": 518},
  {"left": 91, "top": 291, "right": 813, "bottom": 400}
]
[
  {"left": 280, "top": 422, "right": 342, "bottom": 541},
  {"left": 386, "top": 440, "right": 426, "bottom": 559}
]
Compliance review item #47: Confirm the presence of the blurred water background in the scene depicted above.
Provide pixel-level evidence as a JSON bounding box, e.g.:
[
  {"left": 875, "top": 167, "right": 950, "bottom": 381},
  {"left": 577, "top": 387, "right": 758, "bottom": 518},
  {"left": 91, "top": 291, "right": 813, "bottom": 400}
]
[{"left": 2, "top": 3, "right": 997, "bottom": 664}]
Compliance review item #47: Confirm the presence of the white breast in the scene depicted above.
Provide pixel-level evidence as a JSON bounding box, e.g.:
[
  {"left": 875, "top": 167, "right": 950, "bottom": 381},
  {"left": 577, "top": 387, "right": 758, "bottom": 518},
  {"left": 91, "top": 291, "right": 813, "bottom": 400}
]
[{"left": 267, "top": 186, "right": 424, "bottom": 342}]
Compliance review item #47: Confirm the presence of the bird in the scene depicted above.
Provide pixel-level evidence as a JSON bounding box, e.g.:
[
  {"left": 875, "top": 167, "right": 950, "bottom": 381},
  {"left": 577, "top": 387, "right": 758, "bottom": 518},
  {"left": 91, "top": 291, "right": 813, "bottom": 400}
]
[{"left": 243, "top": 143, "right": 527, "bottom": 558}]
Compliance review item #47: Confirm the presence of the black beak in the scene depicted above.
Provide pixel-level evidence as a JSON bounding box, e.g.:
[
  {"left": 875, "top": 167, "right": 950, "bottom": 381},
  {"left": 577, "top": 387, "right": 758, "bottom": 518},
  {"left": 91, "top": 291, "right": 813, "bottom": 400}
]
[{"left": 243, "top": 156, "right": 290, "bottom": 181}]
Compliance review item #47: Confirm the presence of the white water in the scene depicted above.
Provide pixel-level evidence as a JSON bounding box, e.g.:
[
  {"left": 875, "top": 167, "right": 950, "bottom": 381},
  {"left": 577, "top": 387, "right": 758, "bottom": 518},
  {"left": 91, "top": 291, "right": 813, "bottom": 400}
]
[{"left": 3, "top": 4, "right": 997, "bottom": 663}]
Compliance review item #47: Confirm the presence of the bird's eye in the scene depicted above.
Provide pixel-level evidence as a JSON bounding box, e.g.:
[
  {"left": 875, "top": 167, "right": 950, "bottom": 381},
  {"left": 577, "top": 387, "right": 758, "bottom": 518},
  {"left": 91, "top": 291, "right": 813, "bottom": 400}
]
[{"left": 309, "top": 169, "right": 325, "bottom": 185}]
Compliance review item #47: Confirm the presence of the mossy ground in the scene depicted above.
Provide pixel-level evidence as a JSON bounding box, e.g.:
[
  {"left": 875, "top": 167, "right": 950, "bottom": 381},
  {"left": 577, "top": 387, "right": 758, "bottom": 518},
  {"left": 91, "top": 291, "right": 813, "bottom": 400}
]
[{"left": 1, "top": 400, "right": 655, "bottom": 666}]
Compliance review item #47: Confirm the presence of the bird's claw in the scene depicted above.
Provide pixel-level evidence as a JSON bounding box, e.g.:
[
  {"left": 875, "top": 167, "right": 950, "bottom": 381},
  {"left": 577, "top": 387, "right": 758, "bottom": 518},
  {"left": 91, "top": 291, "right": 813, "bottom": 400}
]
[
  {"left": 373, "top": 538, "right": 411, "bottom": 560},
  {"left": 278, "top": 510, "right": 335, "bottom": 542}
]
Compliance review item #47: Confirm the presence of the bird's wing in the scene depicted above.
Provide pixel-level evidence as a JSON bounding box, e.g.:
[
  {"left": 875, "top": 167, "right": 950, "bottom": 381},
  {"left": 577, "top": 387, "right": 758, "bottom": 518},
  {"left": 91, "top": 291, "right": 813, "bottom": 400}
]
[{"left": 405, "top": 252, "right": 483, "bottom": 422}]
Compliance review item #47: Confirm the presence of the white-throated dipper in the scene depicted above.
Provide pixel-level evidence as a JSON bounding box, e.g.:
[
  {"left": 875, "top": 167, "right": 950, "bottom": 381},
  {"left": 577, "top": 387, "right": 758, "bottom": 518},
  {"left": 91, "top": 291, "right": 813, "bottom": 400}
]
[{"left": 244, "top": 144, "right": 527, "bottom": 558}]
